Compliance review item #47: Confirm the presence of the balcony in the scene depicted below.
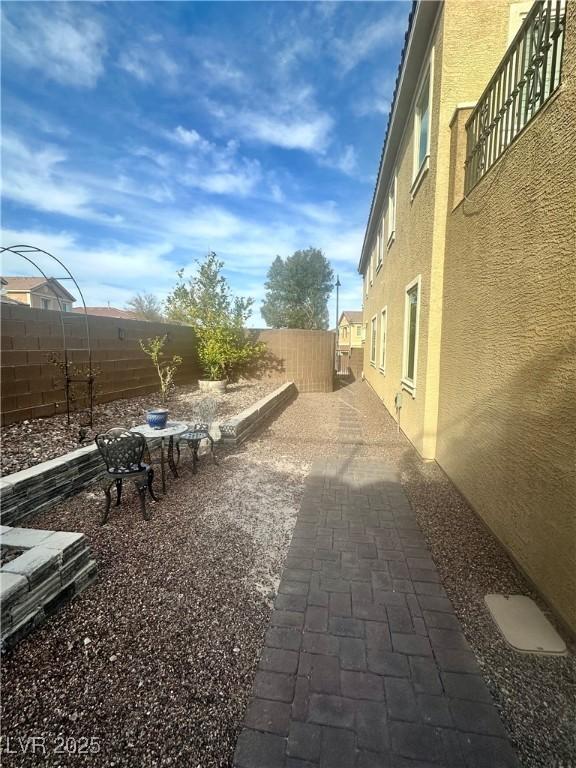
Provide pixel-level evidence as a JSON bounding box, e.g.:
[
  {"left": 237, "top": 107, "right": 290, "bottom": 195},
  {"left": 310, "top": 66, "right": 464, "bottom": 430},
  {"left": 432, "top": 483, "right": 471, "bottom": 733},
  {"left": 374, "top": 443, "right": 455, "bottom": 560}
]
[{"left": 464, "top": 0, "right": 566, "bottom": 193}]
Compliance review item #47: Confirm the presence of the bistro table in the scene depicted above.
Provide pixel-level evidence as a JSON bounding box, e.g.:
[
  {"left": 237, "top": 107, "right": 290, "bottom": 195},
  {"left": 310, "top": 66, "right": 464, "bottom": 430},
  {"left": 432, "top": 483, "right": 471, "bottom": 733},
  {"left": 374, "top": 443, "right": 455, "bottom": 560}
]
[{"left": 131, "top": 421, "right": 188, "bottom": 494}]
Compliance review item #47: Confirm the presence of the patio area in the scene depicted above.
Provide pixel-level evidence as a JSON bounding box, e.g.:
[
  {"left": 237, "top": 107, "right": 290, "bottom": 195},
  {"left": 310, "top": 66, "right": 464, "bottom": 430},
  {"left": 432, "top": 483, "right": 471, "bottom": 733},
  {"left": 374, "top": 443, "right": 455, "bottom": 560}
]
[{"left": 1, "top": 382, "right": 574, "bottom": 767}]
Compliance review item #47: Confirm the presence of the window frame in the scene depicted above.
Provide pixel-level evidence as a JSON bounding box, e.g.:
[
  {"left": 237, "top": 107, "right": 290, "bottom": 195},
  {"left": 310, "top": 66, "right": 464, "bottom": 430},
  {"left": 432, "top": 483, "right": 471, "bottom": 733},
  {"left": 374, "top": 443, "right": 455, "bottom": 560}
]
[
  {"left": 411, "top": 50, "right": 434, "bottom": 197},
  {"left": 379, "top": 306, "right": 387, "bottom": 374},
  {"left": 401, "top": 275, "right": 421, "bottom": 396},
  {"left": 386, "top": 174, "right": 397, "bottom": 248},
  {"left": 370, "top": 314, "right": 377, "bottom": 366},
  {"left": 376, "top": 219, "right": 384, "bottom": 271}
]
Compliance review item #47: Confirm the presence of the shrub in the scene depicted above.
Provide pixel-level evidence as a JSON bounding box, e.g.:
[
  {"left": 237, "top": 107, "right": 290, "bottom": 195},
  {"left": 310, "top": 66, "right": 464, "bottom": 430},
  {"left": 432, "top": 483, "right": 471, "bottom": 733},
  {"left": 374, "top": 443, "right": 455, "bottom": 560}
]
[{"left": 140, "top": 335, "right": 183, "bottom": 403}]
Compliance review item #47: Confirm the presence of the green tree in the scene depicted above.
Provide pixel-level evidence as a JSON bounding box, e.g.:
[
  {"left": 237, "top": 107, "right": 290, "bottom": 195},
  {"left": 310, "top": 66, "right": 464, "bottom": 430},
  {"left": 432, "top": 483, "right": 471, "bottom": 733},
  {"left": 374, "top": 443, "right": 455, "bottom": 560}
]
[
  {"left": 261, "top": 248, "right": 334, "bottom": 329},
  {"left": 126, "top": 292, "right": 165, "bottom": 322},
  {"left": 165, "top": 252, "right": 264, "bottom": 381}
]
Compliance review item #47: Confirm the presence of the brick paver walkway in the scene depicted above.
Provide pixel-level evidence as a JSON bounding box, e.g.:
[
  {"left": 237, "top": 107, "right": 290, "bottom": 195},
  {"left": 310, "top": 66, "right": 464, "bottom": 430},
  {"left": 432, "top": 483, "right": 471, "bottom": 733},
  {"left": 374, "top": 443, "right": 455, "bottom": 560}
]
[{"left": 233, "top": 400, "right": 519, "bottom": 768}]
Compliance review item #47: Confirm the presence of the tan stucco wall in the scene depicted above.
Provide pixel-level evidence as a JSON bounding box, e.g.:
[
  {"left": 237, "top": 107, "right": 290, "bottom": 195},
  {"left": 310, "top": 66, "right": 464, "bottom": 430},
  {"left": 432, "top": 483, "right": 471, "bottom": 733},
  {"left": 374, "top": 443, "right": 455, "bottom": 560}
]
[
  {"left": 5, "top": 291, "right": 30, "bottom": 306},
  {"left": 437, "top": 5, "right": 576, "bottom": 632},
  {"left": 338, "top": 320, "right": 363, "bottom": 349},
  {"left": 362, "top": 0, "right": 515, "bottom": 458}
]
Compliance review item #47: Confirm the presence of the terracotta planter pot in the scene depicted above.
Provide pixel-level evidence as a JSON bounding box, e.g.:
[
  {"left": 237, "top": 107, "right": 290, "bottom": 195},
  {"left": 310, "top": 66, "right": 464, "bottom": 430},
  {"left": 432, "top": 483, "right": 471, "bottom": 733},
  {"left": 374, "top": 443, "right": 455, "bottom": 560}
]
[{"left": 198, "top": 379, "right": 227, "bottom": 394}]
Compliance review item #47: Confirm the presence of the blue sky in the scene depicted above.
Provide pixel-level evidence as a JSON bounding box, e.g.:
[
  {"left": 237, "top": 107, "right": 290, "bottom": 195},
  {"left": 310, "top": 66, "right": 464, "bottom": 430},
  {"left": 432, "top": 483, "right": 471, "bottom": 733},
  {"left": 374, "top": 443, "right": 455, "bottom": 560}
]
[{"left": 1, "top": 1, "right": 409, "bottom": 326}]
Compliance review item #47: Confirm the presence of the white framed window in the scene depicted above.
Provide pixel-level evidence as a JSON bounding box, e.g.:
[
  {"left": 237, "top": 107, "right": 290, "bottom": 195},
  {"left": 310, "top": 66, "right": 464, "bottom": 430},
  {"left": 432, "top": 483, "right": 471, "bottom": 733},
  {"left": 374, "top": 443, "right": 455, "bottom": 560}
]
[
  {"left": 379, "top": 307, "right": 387, "bottom": 373},
  {"left": 41, "top": 298, "right": 50, "bottom": 310},
  {"left": 376, "top": 219, "right": 384, "bottom": 270},
  {"left": 370, "top": 315, "right": 377, "bottom": 365},
  {"left": 370, "top": 247, "right": 374, "bottom": 285},
  {"left": 412, "top": 54, "right": 433, "bottom": 196},
  {"left": 364, "top": 271, "right": 368, "bottom": 297},
  {"left": 386, "top": 174, "right": 397, "bottom": 247},
  {"left": 402, "top": 276, "right": 421, "bottom": 395}
]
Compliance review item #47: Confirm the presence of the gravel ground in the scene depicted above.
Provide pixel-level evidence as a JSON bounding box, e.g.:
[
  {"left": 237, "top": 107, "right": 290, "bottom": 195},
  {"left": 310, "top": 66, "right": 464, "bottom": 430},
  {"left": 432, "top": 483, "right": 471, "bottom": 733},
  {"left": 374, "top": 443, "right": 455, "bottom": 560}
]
[
  {"left": 256, "top": 380, "right": 576, "bottom": 768},
  {"left": 1, "top": 447, "right": 306, "bottom": 767},
  {"left": 0, "top": 380, "right": 277, "bottom": 475},
  {"left": 2, "top": 380, "right": 574, "bottom": 768}
]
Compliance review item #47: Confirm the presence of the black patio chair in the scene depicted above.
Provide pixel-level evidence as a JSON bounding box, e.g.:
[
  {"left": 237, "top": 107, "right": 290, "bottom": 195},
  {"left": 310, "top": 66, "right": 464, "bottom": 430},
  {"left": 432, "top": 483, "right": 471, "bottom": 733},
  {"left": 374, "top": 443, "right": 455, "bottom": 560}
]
[
  {"left": 95, "top": 428, "right": 158, "bottom": 524},
  {"left": 178, "top": 397, "right": 219, "bottom": 474}
]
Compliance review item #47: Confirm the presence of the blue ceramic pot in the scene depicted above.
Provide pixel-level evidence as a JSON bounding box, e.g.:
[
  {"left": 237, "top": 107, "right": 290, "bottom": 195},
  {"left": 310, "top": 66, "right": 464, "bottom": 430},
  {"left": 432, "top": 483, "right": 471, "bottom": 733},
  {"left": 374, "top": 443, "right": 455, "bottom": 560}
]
[{"left": 146, "top": 408, "right": 169, "bottom": 430}]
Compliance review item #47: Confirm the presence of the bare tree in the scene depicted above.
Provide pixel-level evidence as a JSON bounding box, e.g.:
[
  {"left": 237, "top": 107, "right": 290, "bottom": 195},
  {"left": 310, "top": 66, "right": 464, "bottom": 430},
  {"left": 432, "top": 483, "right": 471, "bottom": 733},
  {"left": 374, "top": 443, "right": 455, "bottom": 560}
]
[{"left": 126, "top": 292, "right": 165, "bottom": 322}]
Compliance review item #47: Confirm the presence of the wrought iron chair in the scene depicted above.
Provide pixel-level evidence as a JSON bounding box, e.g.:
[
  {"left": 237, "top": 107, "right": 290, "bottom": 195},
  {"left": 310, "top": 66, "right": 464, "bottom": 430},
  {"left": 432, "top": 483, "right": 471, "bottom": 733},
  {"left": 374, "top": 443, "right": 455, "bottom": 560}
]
[
  {"left": 178, "top": 397, "right": 218, "bottom": 473},
  {"left": 95, "top": 428, "right": 158, "bottom": 524}
]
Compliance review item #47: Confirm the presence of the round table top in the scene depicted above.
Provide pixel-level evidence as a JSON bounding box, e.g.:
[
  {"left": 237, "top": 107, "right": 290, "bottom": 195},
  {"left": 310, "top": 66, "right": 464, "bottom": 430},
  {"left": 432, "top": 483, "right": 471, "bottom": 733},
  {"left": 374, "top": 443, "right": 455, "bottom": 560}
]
[{"left": 131, "top": 420, "right": 189, "bottom": 438}]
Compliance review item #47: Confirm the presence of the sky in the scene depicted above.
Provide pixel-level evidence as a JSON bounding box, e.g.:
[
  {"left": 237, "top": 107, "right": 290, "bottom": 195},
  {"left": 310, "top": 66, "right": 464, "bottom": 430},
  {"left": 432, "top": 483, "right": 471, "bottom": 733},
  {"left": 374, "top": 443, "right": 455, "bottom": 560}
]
[{"left": 0, "top": 1, "right": 410, "bottom": 327}]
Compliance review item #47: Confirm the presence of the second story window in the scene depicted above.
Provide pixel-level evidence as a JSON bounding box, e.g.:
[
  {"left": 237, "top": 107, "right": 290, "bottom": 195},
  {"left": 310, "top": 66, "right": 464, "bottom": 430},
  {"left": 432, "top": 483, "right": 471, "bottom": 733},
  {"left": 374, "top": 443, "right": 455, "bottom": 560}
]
[
  {"left": 377, "top": 220, "right": 383, "bottom": 270},
  {"left": 42, "top": 298, "right": 50, "bottom": 310},
  {"left": 413, "top": 59, "right": 432, "bottom": 195},
  {"left": 387, "top": 174, "right": 397, "bottom": 246},
  {"left": 416, "top": 74, "right": 430, "bottom": 168}
]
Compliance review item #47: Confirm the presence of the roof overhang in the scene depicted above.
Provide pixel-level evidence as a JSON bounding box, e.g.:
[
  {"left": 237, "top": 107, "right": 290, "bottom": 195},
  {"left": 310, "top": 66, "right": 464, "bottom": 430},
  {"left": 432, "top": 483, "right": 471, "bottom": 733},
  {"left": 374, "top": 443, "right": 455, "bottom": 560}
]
[{"left": 358, "top": 0, "right": 443, "bottom": 273}]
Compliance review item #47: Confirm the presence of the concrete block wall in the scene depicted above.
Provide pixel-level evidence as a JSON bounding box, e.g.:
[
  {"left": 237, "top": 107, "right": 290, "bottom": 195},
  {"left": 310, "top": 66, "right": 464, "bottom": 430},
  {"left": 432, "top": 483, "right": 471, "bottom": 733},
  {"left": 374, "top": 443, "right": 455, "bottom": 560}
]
[
  {"left": 0, "top": 305, "right": 335, "bottom": 425},
  {"left": 0, "top": 304, "right": 200, "bottom": 424},
  {"left": 252, "top": 329, "right": 335, "bottom": 393}
]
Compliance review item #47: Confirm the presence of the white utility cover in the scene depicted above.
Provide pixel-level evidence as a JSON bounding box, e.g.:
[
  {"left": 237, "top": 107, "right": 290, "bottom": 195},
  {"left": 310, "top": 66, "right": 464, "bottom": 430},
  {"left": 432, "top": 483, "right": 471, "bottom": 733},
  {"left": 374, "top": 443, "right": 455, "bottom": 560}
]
[{"left": 485, "top": 594, "right": 567, "bottom": 655}]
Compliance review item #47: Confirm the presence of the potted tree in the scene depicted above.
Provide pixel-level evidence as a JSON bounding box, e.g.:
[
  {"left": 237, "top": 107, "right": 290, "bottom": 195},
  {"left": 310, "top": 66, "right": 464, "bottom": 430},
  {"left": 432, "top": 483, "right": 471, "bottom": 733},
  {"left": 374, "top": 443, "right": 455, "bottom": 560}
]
[
  {"left": 140, "top": 335, "right": 183, "bottom": 428},
  {"left": 165, "top": 253, "right": 265, "bottom": 391}
]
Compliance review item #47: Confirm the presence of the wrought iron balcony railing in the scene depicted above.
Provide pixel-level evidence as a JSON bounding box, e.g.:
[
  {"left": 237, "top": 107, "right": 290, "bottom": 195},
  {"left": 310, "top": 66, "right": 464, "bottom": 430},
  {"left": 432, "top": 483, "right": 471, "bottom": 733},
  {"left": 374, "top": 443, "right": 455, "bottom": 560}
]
[{"left": 464, "top": 0, "right": 566, "bottom": 193}]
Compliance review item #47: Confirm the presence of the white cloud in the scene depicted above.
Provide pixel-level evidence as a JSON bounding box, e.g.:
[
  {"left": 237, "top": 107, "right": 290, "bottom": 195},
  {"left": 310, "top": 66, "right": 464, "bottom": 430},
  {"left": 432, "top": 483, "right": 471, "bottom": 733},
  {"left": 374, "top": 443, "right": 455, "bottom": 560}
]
[
  {"left": 1, "top": 134, "right": 100, "bottom": 219},
  {"left": 1, "top": 6, "right": 106, "bottom": 88},
  {"left": 163, "top": 126, "right": 262, "bottom": 197},
  {"left": 169, "top": 126, "right": 211, "bottom": 149},
  {"left": 332, "top": 12, "right": 407, "bottom": 75},
  {"left": 118, "top": 42, "right": 179, "bottom": 84},
  {"left": 210, "top": 108, "right": 333, "bottom": 154},
  {"left": 352, "top": 73, "right": 396, "bottom": 117}
]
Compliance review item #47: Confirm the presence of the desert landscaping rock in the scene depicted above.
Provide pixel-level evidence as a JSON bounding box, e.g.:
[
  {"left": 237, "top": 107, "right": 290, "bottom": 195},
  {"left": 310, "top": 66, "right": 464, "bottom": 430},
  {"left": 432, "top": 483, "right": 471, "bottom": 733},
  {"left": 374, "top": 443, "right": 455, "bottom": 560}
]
[{"left": 0, "top": 380, "right": 278, "bottom": 475}]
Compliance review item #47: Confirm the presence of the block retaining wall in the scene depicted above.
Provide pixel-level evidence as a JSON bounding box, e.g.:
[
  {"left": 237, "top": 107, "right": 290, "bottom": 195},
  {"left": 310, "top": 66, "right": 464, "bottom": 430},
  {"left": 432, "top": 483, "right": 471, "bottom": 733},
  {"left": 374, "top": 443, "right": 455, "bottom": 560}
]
[
  {"left": 0, "top": 383, "right": 296, "bottom": 526},
  {"left": 220, "top": 382, "right": 296, "bottom": 446}
]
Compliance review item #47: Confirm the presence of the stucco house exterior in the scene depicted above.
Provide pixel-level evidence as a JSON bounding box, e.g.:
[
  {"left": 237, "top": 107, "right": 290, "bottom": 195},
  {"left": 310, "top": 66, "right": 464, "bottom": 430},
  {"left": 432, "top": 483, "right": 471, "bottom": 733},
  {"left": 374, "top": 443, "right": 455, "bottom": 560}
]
[
  {"left": 358, "top": 0, "right": 575, "bottom": 633},
  {"left": 336, "top": 310, "right": 363, "bottom": 376},
  {"left": 1, "top": 276, "right": 76, "bottom": 312}
]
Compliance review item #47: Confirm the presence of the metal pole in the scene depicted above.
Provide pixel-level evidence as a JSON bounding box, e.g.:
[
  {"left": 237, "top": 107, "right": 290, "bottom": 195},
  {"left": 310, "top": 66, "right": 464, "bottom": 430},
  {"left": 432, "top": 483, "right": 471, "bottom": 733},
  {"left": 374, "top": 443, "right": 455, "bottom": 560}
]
[{"left": 335, "top": 275, "right": 341, "bottom": 372}]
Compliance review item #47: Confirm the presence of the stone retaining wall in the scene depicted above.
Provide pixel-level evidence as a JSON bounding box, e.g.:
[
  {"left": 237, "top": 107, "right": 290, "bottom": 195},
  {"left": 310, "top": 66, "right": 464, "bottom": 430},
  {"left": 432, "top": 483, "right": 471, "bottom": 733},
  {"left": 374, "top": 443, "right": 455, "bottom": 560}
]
[
  {"left": 220, "top": 382, "right": 296, "bottom": 446},
  {"left": 0, "top": 526, "right": 97, "bottom": 650}
]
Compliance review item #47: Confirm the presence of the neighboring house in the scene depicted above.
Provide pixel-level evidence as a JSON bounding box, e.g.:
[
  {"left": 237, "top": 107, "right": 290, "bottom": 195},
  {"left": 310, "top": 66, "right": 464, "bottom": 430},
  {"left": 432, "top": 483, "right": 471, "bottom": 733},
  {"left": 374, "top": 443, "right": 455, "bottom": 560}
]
[
  {"left": 0, "top": 277, "right": 21, "bottom": 305},
  {"left": 358, "top": 0, "right": 575, "bottom": 632},
  {"left": 71, "top": 307, "right": 140, "bottom": 321},
  {"left": 336, "top": 311, "right": 363, "bottom": 376},
  {"left": 1, "top": 276, "right": 76, "bottom": 312}
]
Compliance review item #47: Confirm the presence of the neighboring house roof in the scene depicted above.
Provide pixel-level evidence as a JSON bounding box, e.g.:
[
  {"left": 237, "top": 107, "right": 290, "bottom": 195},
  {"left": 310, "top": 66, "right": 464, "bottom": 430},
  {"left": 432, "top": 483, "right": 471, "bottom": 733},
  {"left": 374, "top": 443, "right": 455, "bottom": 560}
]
[
  {"left": 71, "top": 306, "right": 140, "bottom": 320},
  {"left": 338, "top": 310, "right": 363, "bottom": 325},
  {"left": 358, "top": 0, "right": 442, "bottom": 273},
  {"left": 1, "top": 275, "right": 76, "bottom": 302}
]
